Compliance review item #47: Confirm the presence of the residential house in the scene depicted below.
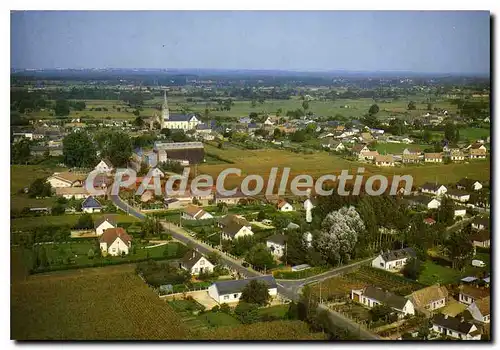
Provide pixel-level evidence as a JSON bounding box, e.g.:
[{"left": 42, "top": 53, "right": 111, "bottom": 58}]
[
  {"left": 351, "top": 144, "right": 370, "bottom": 158},
  {"left": 47, "top": 172, "right": 86, "bottom": 188},
  {"left": 406, "top": 195, "right": 441, "bottom": 210},
  {"left": 470, "top": 230, "right": 490, "bottom": 248},
  {"left": 140, "top": 190, "right": 155, "bottom": 203},
  {"left": 402, "top": 153, "right": 420, "bottom": 164},
  {"left": 360, "top": 150, "right": 379, "bottom": 161},
  {"left": 409, "top": 285, "right": 449, "bottom": 314},
  {"left": 360, "top": 132, "right": 374, "bottom": 143},
  {"left": 321, "top": 138, "right": 345, "bottom": 152},
  {"left": 277, "top": 200, "right": 294, "bottom": 212},
  {"left": 94, "top": 159, "right": 114, "bottom": 174},
  {"left": 469, "top": 148, "right": 487, "bottom": 160},
  {"left": 450, "top": 149, "right": 466, "bottom": 162},
  {"left": 218, "top": 214, "right": 251, "bottom": 230},
  {"left": 424, "top": 153, "right": 443, "bottom": 163},
  {"left": 467, "top": 296, "right": 490, "bottom": 324},
  {"left": 164, "top": 198, "right": 183, "bottom": 210},
  {"left": 420, "top": 183, "right": 447, "bottom": 196},
  {"left": 466, "top": 143, "right": 487, "bottom": 151},
  {"left": 286, "top": 222, "right": 300, "bottom": 231},
  {"left": 180, "top": 250, "right": 215, "bottom": 275},
  {"left": 431, "top": 314, "right": 482, "bottom": 340},
  {"left": 351, "top": 286, "right": 415, "bottom": 318},
  {"left": 94, "top": 215, "right": 117, "bottom": 236},
  {"left": 151, "top": 167, "right": 165, "bottom": 178},
  {"left": 81, "top": 196, "right": 102, "bottom": 213},
  {"left": 266, "top": 234, "right": 287, "bottom": 258},
  {"left": 423, "top": 217, "right": 436, "bottom": 225},
  {"left": 457, "top": 178, "right": 483, "bottom": 191},
  {"left": 221, "top": 221, "right": 254, "bottom": 241},
  {"left": 214, "top": 191, "right": 250, "bottom": 205},
  {"left": 371, "top": 248, "right": 416, "bottom": 271},
  {"left": 402, "top": 148, "right": 421, "bottom": 156},
  {"left": 459, "top": 285, "right": 490, "bottom": 305},
  {"left": 446, "top": 189, "right": 470, "bottom": 203},
  {"left": 182, "top": 204, "right": 213, "bottom": 220},
  {"left": 55, "top": 187, "right": 90, "bottom": 200},
  {"left": 99, "top": 227, "right": 132, "bottom": 256},
  {"left": 263, "top": 116, "right": 274, "bottom": 126},
  {"left": 208, "top": 275, "right": 277, "bottom": 304},
  {"left": 454, "top": 206, "right": 467, "bottom": 218},
  {"left": 471, "top": 217, "right": 490, "bottom": 231},
  {"left": 374, "top": 154, "right": 395, "bottom": 167}
]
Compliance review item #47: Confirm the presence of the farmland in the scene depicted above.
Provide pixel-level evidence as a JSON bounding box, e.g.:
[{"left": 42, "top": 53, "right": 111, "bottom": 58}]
[{"left": 11, "top": 269, "right": 190, "bottom": 340}]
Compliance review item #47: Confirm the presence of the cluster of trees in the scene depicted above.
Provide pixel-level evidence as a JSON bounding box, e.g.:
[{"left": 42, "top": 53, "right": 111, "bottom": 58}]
[
  {"left": 11, "top": 139, "right": 32, "bottom": 164},
  {"left": 136, "top": 260, "right": 191, "bottom": 287},
  {"left": 27, "top": 178, "right": 52, "bottom": 198}
]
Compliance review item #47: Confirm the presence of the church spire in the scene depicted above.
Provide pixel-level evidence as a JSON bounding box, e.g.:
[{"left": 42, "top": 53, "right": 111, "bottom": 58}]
[{"left": 162, "top": 89, "right": 169, "bottom": 124}]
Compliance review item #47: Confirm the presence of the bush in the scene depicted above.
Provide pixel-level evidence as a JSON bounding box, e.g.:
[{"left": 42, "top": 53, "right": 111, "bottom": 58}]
[
  {"left": 220, "top": 303, "right": 231, "bottom": 314},
  {"left": 211, "top": 305, "right": 220, "bottom": 312}
]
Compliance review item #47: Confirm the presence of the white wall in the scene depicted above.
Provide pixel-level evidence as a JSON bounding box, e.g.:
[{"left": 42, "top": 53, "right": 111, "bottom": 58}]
[
  {"left": 48, "top": 177, "right": 72, "bottom": 188},
  {"left": 190, "top": 257, "right": 214, "bottom": 275},
  {"left": 103, "top": 238, "right": 130, "bottom": 256},
  {"left": 96, "top": 221, "right": 115, "bottom": 236}
]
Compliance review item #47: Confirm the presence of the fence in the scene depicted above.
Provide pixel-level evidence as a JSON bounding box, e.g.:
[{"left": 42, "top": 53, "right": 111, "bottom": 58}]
[{"left": 158, "top": 287, "right": 209, "bottom": 298}]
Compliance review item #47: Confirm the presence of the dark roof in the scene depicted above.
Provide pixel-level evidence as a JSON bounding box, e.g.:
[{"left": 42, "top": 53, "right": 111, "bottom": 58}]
[
  {"left": 380, "top": 248, "right": 416, "bottom": 262},
  {"left": 432, "top": 314, "right": 476, "bottom": 334},
  {"left": 101, "top": 158, "right": 113, "bottom": 168},
  {"left": 218, "top": 214, "right": 250, "bottom": 228},
  {"left": 99, "top": 227, "right": 132, "bottom": 246},
  {"left": 267, "top": 234, "right": 287, "bottom": 245},
  {"left": 472, "top": 217, "right": 490, "bottom": 228},
  {"left": 215, "top": 190, "right": 249, "bottom": 200},
  {"left": 196, "top": 123, "right": 211, "bottom": 130},
  {"left": 406, "top": 195, "right": 437, "bottom": 206},
  {"left": 457, "top": 178, "right": 481, "bottom": 188},
  {"left": 167, "top": 114, "right": 197, "bottom": 122},
  {"left": 213, "top": 275, "right": 277, "bottom": 295},
  {"left": 470, "top": 230, "right": 490, "bottom": 242},
  {"left": 459, "top": 285, "right": 490, "bottom": 299},
  {"left": 222, "top": 222, "right": 246, "bottom": 238},
  {"left": 446, "top": 189, "right": 470, "bottom": 197},
  {"left": 362, "top": 286, "right": 409, "bottom": 310},
  {"left": 81, "top": 196, "right": 102, "bottom": 209},
  {"left": 181, "top": 250, "right": 211, "bottom": 270},
  {"left": 94, "top": 215, "right": 117, "bottom": 229},
  {"left": 421, "top": 182, "right": 445, "bottom": 191},
  {"left": 165, "top": 148, "right": 205, "bottom": 164}
]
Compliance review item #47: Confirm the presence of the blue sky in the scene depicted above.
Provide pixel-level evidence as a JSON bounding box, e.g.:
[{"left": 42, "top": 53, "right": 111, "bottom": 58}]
[{"left": 11, "top": 11, "right": 490, "bottom": 74}]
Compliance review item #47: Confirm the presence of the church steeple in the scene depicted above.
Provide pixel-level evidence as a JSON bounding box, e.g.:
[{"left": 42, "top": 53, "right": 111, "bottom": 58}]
[{"left": 162, "top": 89, "right": 169, "bottom": 122}]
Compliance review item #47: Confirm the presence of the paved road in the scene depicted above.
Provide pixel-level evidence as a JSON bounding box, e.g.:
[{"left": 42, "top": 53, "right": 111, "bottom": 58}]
[{"left": 111, "top": 194, "right": 381, "bottom": 339}]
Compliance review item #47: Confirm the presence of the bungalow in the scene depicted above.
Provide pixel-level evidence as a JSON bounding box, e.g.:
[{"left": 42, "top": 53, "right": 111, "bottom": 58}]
[
  {"left": 469, "top": 148, "right": 487, "bottom": 160},
  {"left": 402, "top": 148, "right": 421, "bottom": 156},
  {"left": 81, "top": 196, "right": 102, "bottom": 213},
  {"left": 208, "top": 275, "right": 278, "bottom": 304},
  {"left": 55, "top": 186, "right": 90, "bottom": 200},
  {"left": 402, "top": 153, "right": 420, "bottom": 164},
  {"left": 218, "top": 214, "right": 251, "bottom": 230},
  {"left": 277, "top": 200, "right": 294, "bottom": 212},
  {"left": 466, "top": 143, "right": 487, "bottom": 151},
  {"left": 94, "top": 159, "right": 114, "bottom": 174},
  {"left": 467, "top": 296, "right": 490, "bottom": 323},
  {"left": 351, "top": 286, "right": 415, "bottom": 318},
  {"left": 409, "top": 285, "right": 448, "bottom": 314},
  {"left": 459, "top": 285, "right": 490, "bottom": 305},
  {"left": 322, "top": 139, "right": 345, "bottom": 152},
  {"left": 371, "top": 248, "right": 416, "bottom": 271},
  {"left": 360, "top": 150, "right": 379, "bottom": 161},
  {"left": 263, "top": 116, "right": 274, "bottom": 126},
  {"left": 221, "top": 222, "right": 254, "bottom": 241},
  {"left": 99, "top": 227, "right": 132, "bottom": 256},
  {"left": 457, "top": 178, "right": 483, "bottom": 191},
  {"left": 266, "top": 234, "right": 287, "bottom": 257},
  {"left": 431, "top": 314, "right": 481, "bottom": 340},
  {"left": 470, "top": 230, "right": 490, "bottom": 248},
  {"left": 454, "top": 206, "right": 467, "bottom": 218},
  {"left": 424, "top": 153, "right": 443, "bottom": 163},
  {"left": 450, "top": 149, "right": 466, "bottom": 162},
  {"left": 180, "top": 250, "right": 215, "bottom": 275},
  {"left": 47, "top": 172, "right": 86, "bottom": 188},
  {"left": 446, "top": 189, "right": 470, "bottom": 203},
  {"left": 182, "top": 204, "right": 213, "bottom": 220},
  {"left": 214, "top": 191, "right": 250, "bottom": 205},
  {"left": 471, "top": 217, "right": 490, "bottom": 231},
  {"left": 420, "top": 183, "right": 447, "bottom": 196},
  {"left": 351, "top": 144, "right": 370, "bottom": 157},
  {"left": 374, "top": 154, "right": 395, "bottom": 167},
  {"left": 360, "top": 132, "right": 374, "bottom": 143},
  {"left": 94, "top": 215, "right": 117, "bottom": 236},
  {"left": 164, "top": 198, "right": 183, "bottom": 210}
]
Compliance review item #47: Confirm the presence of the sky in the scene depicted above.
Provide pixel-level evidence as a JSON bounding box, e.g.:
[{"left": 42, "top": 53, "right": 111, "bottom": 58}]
[{"left": 11, "top": 11, "right": 491, "bottom": 74}]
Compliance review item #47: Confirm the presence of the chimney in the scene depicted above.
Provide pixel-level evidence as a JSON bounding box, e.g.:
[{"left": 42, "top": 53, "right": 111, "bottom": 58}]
[
  {"left": 460, "top": 316, "right": 465, "bottom": 323},
  {"left": 193, "top": 250, "right": 196, "bottom": 258},
  {"left": 444, "top": 315, "right": 449, "bottom": 319}
]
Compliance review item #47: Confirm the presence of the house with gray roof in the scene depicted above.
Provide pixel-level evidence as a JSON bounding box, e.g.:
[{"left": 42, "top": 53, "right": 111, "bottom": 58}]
[
  {"left": 351, "top": 286, "right": 415, "bottom": 318},
  {"left": 208, "top": 275, "right": 277, "bottom": 304},
  {"left": 431, "top": 314, "right": 481, "bottom": 340},
  {"left": 371, "top": 248, "right": 416, "bottom": 271},
  {"left": 180, "top": 250, "right": 214, "bottom": 275}
]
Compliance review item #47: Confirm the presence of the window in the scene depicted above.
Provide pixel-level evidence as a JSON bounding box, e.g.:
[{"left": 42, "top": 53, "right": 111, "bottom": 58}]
[
  {"left": 112, "top": 248, "right": 116, "bottom": 253},
  {"left": 224, "top": 295, "right": 229, "bottom": 300},
  {"left": 200, "top": 260, "right": 205, "bottom": 266},
  {"left": 234, "top": 294, "right": 238, "bottom": 298},
  {"left": 194, "top": 268, "right": 199, "bottom": 273}
]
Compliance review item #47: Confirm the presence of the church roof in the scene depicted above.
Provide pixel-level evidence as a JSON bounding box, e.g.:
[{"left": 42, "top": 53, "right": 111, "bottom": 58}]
[{"left": 166, "top": 114, "right": 197, "bottom": 122}]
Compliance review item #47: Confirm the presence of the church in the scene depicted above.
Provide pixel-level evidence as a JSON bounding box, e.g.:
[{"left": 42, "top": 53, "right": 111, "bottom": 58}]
[{"left": 161, "top": 90, "right": 201, "bottom": 130}]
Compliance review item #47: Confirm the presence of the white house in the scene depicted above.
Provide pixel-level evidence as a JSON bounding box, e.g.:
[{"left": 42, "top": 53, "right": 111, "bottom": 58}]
[
  {"left": 454, "top": 207, "right": 467, "bottom": 218},
  {"left": 424, "top": 153, "right": 443, "bottom": 163},
  {"left": 467, "top": 296, "right": 490, "bottom": 323},
  {"left": 457, "top": 178, "right": 483, "bottom": 191},
  {"left": 47, "top": 172, "right": 86, "bottom": 188},
  {"left": 99, "top": 227, "right": 132, "bottom": 256},
  {"left": 431, "top": 314, "right": 482, "bottom": 340},
  {"left": 471, "top": 217, "right": 489, "bottom": 231},
  {"left": 81, "top": 196, "right": 102, "bottom": 213},
  {"left": 182, "top": 204, "right": 214, "bottom": 220},
  {"left": 263, "top": 116, "right": 274, "bottom": 126},
  {"left": 180, "top": 250, "right": 215, "bottom": 275},
  {"left": 409, "top": 285, "right": 449, "bottom": 314},
  {"left": 55, "top": 187, "right": 90, "bottom": 200},
  {"left": 151, "top": 167, "right": 165, "bottom": 178},
  {"left": 420, "top": 183, "right": 447, "bottom": 196},
  {"left": 94, "top": 216, "right": 117, "bottom": 236},
  {"left": 372, "top": 248, "right": 416, "bottom": 271},
  {"left": 277, "top": 200, "right": 294, "bottom": 212},
  {"left": 446, "top": 189, "right": 470, "bottom": 203},
  {"left": 221, "top": 222, "right": 254, "bottom": 241},
  {"left": 266, "top": 234, "right": 287, "bottom": 258},
  {"left": 208, "top": 275, "right": 277, "bottom": 304},
  {"left": 351, "top": 286, "right": 415, "bottom": 318},
  {"left": 459, "top": 285, "right": 490, "bottom": 306},
  {"left": 94, "top": 159, "right": 114, "bottom": 174}
]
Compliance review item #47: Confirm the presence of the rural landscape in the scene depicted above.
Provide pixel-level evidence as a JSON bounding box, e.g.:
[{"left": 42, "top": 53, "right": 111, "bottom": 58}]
[{"left": 10, "top": 11, "right": 491, "bottom": 341}]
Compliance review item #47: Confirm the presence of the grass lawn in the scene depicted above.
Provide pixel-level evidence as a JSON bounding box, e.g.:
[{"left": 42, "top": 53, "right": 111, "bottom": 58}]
[
  {"left": 257, "top": 305, "right": 289, "bottom": 319},
  {"left": 373, "top": 143, "right": 428, "bottom": 155},
  {"left": 459, "top": 127, "right": 490, "bottom": 141},
  {"left": 197, "top": 311, "right": 241, "bottom": 327}
]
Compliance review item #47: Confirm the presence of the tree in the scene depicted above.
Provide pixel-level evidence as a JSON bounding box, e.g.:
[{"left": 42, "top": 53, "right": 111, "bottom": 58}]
[
  {"left": 422, "top": 129, "right": 432, "bottom": 143},
  {"left": 437, "top": 196, "right": 455, "bottom": 226},
  {"left": 315, "top": 206, "right": 365, "bottom": 265},
  {"left": 133, "top": 109, "right": 140, "bottom": 117},
  {"left": 54, "top": 99, "right": 70, "bottom": 116},
  {"left": 11, "top": 139, "right": 31, "bottom": 164},
  {"left": 445, "top": 230, "right": 474, "bottom": 270},
  {"left": 207, "top": 252, "right": 221, "bottom": 265},
  {"left": 133, "top": 116, "right": 144, "bottom": 127},
  {"left": 245, "top": 243, "right": 274, "bottom": 271},
  {"left": 38, "top": 246, "right": 48, "bottom": 268},
  {"left": 87, "top": 248, "right": 95, "bottom": 259},
  {"left": 427, "top": 103, "right": 433, "bottom": 111},
  {"left": 401, "top": 257, "right": 424, "bottom": 280},
  {"left": 234, "top": 302, "right": 259, "bottom": 324},
  {"left": 141, "top": 216, "right": 164, "bottom": 238},
  {"left": 74, "top": 213, "right": 94, "bottom": 230},
  {"left": 285, "top": 301, "right": 299, "bottom": 320},
  {"left": 273, "top": 128, "right": 282, "bottom": 139},
  {"left": 62, "top": 131, "right": 97, "bottom": 168},
  {"left": 219, "top": 303, "right": 231, "bottom": 314},
  {"left": 95, "top": 130, "right": 133, "bottom": 167},
  {"left": 51, "top": 203, "right": 65, "bottom": 215},
  {"left": 407, "top": 101, "right": 416, "bottom": 110},
  {"left": 444, "top": 123, "right": 457, "bottom": 143},
  {"left": 28, "top": 178, "right": 52, "bottom": 198},
  {"left": 302, "top": 100, "right": 309, "bottom": 112},
  {"left": 370, "top": 304, "right": 397, "bottom": 323},
  {"left": 240, "top": 280, "right": 271, "bottom": 305},
  {"left": 363, "top": 114, "right": 380, "bottom": 128},
  {"left": 257, "top": 211, "right": 266, "bottom": 221},
  {"left": 368, "top": 104, "right": 379, "bottom": 116},
  {"left": 251, "top": 100, "right": 257, "bottom": 108}
]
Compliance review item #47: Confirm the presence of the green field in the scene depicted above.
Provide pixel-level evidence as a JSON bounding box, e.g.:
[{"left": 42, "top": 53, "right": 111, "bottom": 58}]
[
  {"left": 459, "top": 127, "right": 490, "bottom": 141},
  {"left": 373, "top": 143, "right": 428, "bottom": 155}
]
